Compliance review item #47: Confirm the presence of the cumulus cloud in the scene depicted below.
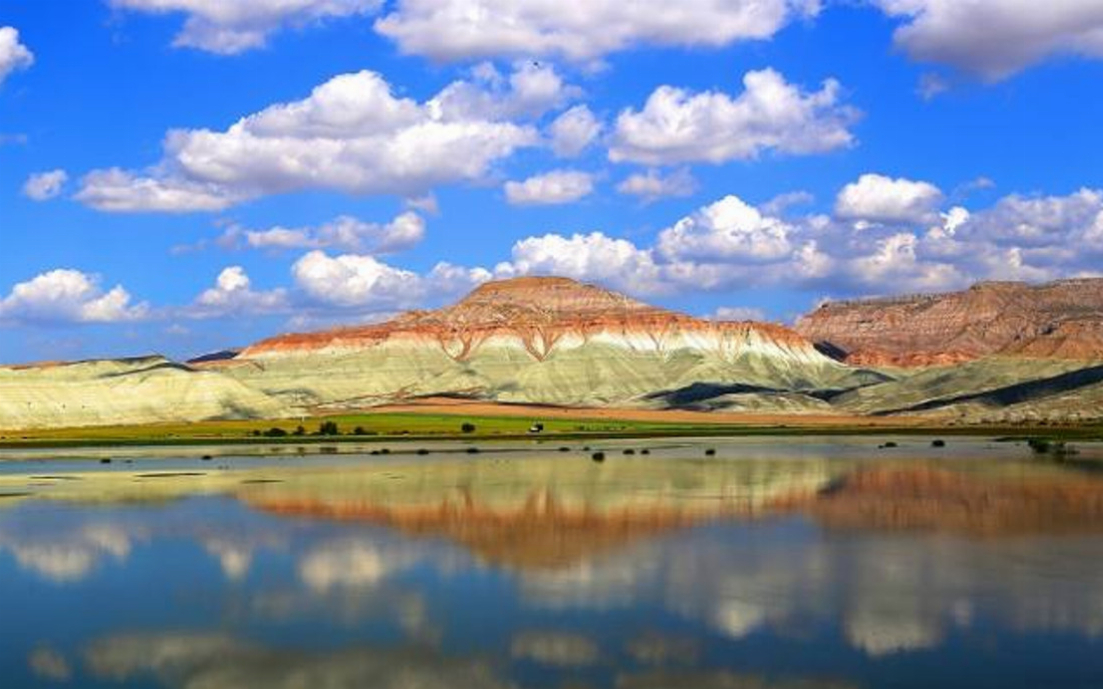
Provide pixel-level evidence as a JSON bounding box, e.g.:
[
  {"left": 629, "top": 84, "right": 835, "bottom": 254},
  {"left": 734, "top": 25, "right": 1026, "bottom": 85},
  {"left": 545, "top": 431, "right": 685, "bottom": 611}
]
[
  {"left": 374, "top": 0, "right": 821, "bottom": 63},
  {"left": 549, "top": 105, "right": 602, "bottom": 158},
  {"left": 0, "top": 26, "right": 33, "bottom": 86},
  {"left": 78, "top": 69, "right": 542, "bottom": 212},
  {"left": 834, "top": 173, "right": 944, "bottom": 225},
  {"left": 290, "top": 251, "right": 490, "bottom": 310},
  {"left": 109, "top": 0, "right": 381, "bottom": 54},
  {"left": 874, "top": 0, "right": 1103, "bottom": 80},
  {"left": 219, "top": 212, "right": 425, "bottom": 254},
  {"left": 497, "top": 181, "right": 1103, "bottom": 299},
  {"left": 75, "top": 168, "right": 242, "bottom": 213},
  {"left": 504, "top": 170, "right": 594, "bottom": 206},
  {"left": 0, "top": 270, "right": 148, "bottom": 325},
  {"left": 616, "top": 168, "right": 696, "bottom": 203},
  {"left": 430, "top": 61, "right": 580, "bottom": 121},
  {"left": 657, "top": 195, "right": 793, "bottom": 262},
  {"left": 22, "top": 169, "right": 68, "bottom": 201},
  {"left": 711, "top": 306, "right": 767, "bottom": 322},
  {"left": 609, "top": 69, "right": 859, "bottom": 165},
  {"left": 188, "top": 266, "right": 289, "bottom": 318},
  {"left": 502, "top": 231, "right": 664, "bottom": 295}
]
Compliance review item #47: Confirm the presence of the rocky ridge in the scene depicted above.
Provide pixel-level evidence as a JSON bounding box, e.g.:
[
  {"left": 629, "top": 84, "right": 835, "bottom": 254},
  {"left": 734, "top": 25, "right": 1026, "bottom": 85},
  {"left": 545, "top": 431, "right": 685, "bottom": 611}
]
[{"left": 795, "top": 278, "right": 1103, "bottom": 367}]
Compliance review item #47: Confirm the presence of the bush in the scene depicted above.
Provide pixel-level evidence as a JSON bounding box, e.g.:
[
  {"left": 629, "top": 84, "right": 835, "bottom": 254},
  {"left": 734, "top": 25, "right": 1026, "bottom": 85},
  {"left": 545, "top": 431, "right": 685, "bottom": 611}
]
[
  {"left": 591, "top": 451, "right": 605, "bottom": 462},
  {"left": 318, "top": 420, "right": 339, "bottom": 436},
  {"left": 264, "top": 427, "right": 288, "bottom": 438},
  {"left": 623, "top": 448, "right": 635, "bottom": 455},
  {"left": 292, "top": 425, "right": 306, "bottom": 437},
  {"left": 461, "top": 422, "right": 476, "bottom": 433},
  {"left": 466, "top": 447, "right": 480, "bottom": 454},
  {"left": 417, "top": 448, "right": 430, "bottom": 455},
  {"left": 704, "top": 448, "right": 716, "bottom": 456},
  {"left": 558, "top": 446, "right": 570, "bottom": 452},
  {"left": 353, "top": 426, "right": 367, "bottom": 436},
  {"left": 932, "top": 439, "right": 946, "bottom": 448},
  {"left": 641, "top": 449, "right": 651, "bottom": 455}
]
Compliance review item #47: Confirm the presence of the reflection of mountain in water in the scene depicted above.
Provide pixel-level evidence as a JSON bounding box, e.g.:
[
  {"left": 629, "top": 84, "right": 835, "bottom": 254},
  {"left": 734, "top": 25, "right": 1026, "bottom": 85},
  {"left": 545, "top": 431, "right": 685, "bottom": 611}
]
[
  {"left": 238, "top": 457, "right": 833, "bottom": 569},
  {"left": 236, "top": 454, "right": 1103, "bottom": 569}
]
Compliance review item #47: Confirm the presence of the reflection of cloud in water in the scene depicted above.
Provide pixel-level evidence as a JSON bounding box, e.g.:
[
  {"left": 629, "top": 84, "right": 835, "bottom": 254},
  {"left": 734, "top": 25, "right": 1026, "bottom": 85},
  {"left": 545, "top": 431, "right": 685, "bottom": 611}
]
[
  {"left": 0, "top": 522, "right": 139, "bottom": 583},
  {"left": 298, "top": 538, "right": 424, "bottom": 592},
  {"left": 616, "top": 670, "right": 856, "bottom": 689},
  {"left": 510, "top": 630, "right": 600, "bottom": 667},
  {"left": 29, "top": 645, "right": 72, "bottom": 681},
  {"left": 519, "top": 522, "right": 1103, "bottom": 656},
  {"left": 624, "top": 632, "right": 700, "bottom": 666},
  {"left": 84, "top": 633, "right": 512, "bottom": 689}
]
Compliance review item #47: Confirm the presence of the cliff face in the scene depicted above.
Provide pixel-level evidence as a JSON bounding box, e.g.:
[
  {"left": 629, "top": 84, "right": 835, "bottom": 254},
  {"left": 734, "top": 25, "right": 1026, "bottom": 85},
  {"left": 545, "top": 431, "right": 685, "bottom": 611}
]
[
  {"left": 221, "top": 276, "right": 858, "bottom": 410},
  {"left": 794, "top": 279, "right": 1103, "bottom": 367}
]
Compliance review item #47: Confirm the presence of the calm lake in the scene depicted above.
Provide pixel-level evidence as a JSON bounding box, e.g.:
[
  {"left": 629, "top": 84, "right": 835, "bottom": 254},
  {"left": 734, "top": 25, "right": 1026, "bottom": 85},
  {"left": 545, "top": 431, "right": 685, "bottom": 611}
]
[{"left": 2, "top": 436, "right": 1103, "bottom": 688}]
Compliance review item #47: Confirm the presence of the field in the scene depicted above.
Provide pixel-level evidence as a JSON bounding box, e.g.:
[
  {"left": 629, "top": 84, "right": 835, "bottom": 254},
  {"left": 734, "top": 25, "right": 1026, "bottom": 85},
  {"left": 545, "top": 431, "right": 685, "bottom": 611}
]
[{"left": 1, "top": 400, "right": 1100, "bottom": 449}]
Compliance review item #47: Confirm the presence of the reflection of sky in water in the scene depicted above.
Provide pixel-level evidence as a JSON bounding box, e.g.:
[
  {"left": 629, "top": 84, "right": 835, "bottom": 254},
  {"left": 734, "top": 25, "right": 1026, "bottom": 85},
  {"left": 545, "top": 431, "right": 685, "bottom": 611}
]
[{"left": 1, "top": 443, "right": 1103, "bottom": 688}]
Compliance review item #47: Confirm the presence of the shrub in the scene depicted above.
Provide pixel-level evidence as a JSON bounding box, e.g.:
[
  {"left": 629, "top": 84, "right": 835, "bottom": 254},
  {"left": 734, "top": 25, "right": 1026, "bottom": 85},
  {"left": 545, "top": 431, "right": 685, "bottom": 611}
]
[
  {"left": 417, "top": 448, "right": 430, "bottom": 455},
  {"left": 353, "top": 426, "right": 367, "bottom": 436},
  {"left": 591, "top": 451, "right": 605, "bottom": 462},
  {"left": 292, "top": 425, "right": 306, "bottom": 437},
  {"left": 461, "top": 422, "right": 476, "bottom": 433},
  {"left": 704, "top": 448, "right": 716, "bottom": 456},
  {"left": 264, "top": 427, "right": 288, "bottom": 438},
  {"left": 466, "top": 447, "right": 480, "bottom": 454},
  {"left": 318, "top": 420, "right": 339, "bottom": 436},
  {"left": 932, "top": 439, "right": 946, "bottom": 448},
  {"left": 623, "top": 448, "right": 635, "bottom": 455},
  {"left": 558, "top": 446, "right": 570, "bottom": 452}
]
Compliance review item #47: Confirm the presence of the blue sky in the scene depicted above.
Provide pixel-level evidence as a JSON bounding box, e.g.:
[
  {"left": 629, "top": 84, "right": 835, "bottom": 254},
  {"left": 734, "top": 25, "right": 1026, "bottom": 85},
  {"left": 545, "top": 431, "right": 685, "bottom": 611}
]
[{"left": 1, "top": 0, "right": 1102, "bottom": 363}]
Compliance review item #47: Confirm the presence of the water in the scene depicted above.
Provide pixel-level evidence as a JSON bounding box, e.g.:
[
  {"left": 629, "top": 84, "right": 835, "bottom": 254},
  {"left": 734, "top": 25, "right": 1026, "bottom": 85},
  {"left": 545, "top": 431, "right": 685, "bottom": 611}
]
[{"left": 2, "top": 436, "right": 1103, "bottom": 688}]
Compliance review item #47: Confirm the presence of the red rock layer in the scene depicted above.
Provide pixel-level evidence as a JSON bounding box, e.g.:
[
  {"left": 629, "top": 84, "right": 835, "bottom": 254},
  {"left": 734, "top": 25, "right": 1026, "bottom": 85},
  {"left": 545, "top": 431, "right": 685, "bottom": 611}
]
[
  {"left": 241, "top": 276, "right": 813, "bottom": 361},
  {"left": 795, "top": 278, "right": 1103, "bottom": 367}
]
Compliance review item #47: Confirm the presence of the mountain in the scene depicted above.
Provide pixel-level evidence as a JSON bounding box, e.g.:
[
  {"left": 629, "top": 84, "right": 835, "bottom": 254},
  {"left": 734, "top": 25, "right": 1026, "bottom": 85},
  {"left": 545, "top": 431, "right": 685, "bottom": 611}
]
[
  {"left": 5, "top": 276, "right": 1103, "bottom": 431},
  {"left": 217, "top": 276, "right": 868, "bottom": 412},
  {"left": 795, "top": 278, "right": 1103, "bottom": 367},
  {"left": 0, "top": 356, "right": 283, "bottom": 430}
]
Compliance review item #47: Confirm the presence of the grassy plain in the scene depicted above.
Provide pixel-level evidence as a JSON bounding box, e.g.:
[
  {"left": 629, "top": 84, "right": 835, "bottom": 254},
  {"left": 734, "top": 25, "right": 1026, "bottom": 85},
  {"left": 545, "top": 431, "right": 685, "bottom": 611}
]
[{"left": 1, "top": 401, "right": 1100, "bottom": 449}]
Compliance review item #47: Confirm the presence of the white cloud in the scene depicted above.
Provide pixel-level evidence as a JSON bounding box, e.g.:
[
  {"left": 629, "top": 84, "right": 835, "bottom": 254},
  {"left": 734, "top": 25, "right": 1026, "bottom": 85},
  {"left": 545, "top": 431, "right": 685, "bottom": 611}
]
[
  {"left": 760, "top": 190, "right": 814, "bottom": 216},
  {"left": 657, "top": 195, "right": 793, "bottom": 262},
  {"left": 291, "top": 250, "right": 425, "bottom": 308},
  {"left": 0, "top": 26, "right": 33, "bottom": 86},
  {"left": 609, "top": 69, "right": 859, "bottom": 165},
  {"left": 290, "top": 250, "right": 490, "bottom": 311},
  {"left": 221, "top": 212, "right": 426, "bottom": 254},
  {"left": 711, "top": 306, "right": 767, "bottom": 322},
  {"left": 875, "top": 0, "right": 1103, "bottom": 80},
  {"left": 504, "top": 170, "right": 594, "bottom": 206},
  {"left": 548, "top": 105, "right": 602, "bottom": 157},
  {"left": 375, "top": 0, "right": 821, "bottom": 63},
  {"left": 0, "top": 269, "right": 148, "bottom": 325},
  {"left": 616, "top": 168, "right": 696, "bottom": 203},
  {"left": 189, "top": 266, "right": 289, "bottom": 318},
  {"left": 75, "top": 168, "right": 242, "bottom": 213},
  {"left": 495, "top": 184, "right": 1103, "bottom": 299},
  {"left": 503, "top": 231, "right": 664, "bottom": 295},
  {"left": 956, "top": 187, "right": 1103, "bottom": 251},
  {"left": 834, "top": 173, "right": 944, "bottom": 225},
  {"left": 109, "top": 0, "right": 381, "bottom": 54},
  {"left": 22, "top": 169, "right": 68, "bottom": 201},
  {"left": 429, "top": 61, "right": 580, "bottom": 121},
  {"left": 78, "top": 70, "right": 540, "bottom": 212}
]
